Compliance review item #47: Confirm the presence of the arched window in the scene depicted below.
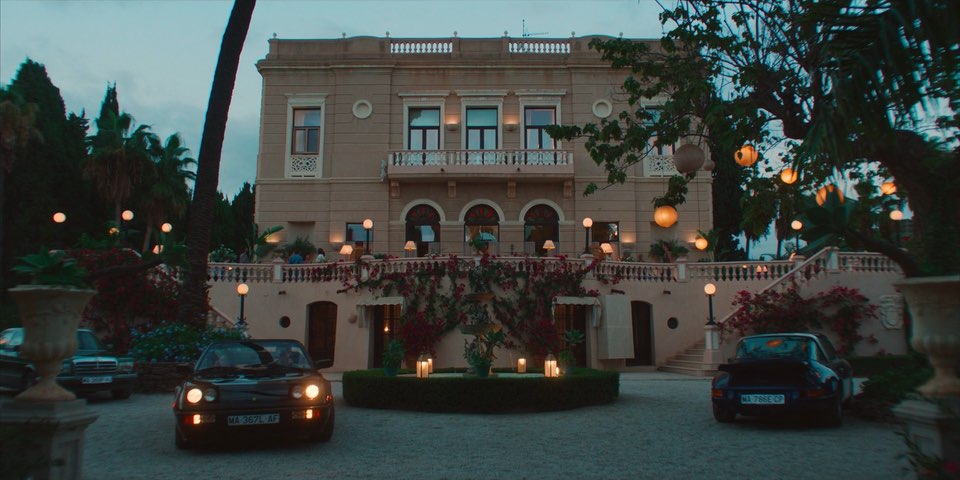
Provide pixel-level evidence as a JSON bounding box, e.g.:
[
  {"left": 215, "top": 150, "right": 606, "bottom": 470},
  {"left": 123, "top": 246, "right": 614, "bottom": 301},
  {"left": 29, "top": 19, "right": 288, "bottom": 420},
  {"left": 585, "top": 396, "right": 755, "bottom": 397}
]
[
  {"left": 524, "top": 204, "right": 559, "bottom": 256},
  {"left": 405, "top": 204, "right": 441, "bottom": 257},
  {"left": 464, "top": 204, "right": 499, "bottom": 254}
]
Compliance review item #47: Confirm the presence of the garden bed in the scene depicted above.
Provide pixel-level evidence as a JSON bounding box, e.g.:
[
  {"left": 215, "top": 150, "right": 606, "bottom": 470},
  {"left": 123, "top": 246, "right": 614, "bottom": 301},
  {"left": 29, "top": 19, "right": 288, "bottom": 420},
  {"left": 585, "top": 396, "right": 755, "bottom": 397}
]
[{"left": 342, "top": 368, "right": 619, "bottom": 413}]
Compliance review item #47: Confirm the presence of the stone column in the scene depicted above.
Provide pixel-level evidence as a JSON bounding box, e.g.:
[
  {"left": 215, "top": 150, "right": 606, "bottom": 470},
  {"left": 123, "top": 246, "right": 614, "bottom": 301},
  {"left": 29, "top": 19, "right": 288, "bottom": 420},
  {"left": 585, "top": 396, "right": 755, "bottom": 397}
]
[{"left": 0, "top": 399, "right": 99, "bottom": 480}]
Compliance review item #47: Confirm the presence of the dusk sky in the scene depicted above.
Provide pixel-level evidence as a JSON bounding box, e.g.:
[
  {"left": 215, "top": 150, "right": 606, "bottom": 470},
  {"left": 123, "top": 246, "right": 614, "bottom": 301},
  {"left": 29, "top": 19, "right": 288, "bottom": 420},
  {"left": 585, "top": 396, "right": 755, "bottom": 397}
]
[{"left": 0, "top": 0, "right": 666, "bottom": 198}]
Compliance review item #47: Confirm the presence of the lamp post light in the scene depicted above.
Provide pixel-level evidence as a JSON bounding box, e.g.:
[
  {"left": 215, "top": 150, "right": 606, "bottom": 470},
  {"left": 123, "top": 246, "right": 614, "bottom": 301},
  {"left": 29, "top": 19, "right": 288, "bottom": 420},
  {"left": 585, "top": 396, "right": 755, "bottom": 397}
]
[
  {"left": 119, "top": 209, "right": 134, "bottom": 246},
  {"left": 362, "top": 218, "right": 373, "bottom": 256},
  {"left": 582, "top": 217, "right": 593, "bottom": 255},
  {"left": 704, "top": 283, "right": 717, "bottom": 325},
  {"left": 236, "top": 283, "right": 249, "bottom": 326},
  {"left": 161, "top": 222, "right": 173, "bottom": 234},
  {"left": 52, "top": 212, "right": 66, "bottom": 248},
  {"left": 890, "top": 209, "right": 903, "bottom": 247},
  {"left": 791, "top": 220, "right": 803, "bottom": 253}
]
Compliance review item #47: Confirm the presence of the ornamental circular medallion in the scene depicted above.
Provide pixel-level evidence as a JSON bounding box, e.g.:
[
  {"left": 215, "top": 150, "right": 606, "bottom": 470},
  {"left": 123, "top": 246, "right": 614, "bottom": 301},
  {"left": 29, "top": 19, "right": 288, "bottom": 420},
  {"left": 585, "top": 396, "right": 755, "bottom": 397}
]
[
  {"left": 592, "top": 99, "right": 613, "bottom": 119},
  {"left": 352, "top": 100, "right": 373, "bottom": 119}
]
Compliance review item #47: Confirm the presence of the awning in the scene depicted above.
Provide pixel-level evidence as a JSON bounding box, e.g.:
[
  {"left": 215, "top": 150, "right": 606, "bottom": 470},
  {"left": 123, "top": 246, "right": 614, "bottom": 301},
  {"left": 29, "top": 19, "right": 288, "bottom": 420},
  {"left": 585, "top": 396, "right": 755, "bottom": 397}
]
[
  {"left": 553, "top": 296, "right": 600, "bottom": 306},
  {"left": 357, "top": 296, "right": 405, "bottom": 306}
]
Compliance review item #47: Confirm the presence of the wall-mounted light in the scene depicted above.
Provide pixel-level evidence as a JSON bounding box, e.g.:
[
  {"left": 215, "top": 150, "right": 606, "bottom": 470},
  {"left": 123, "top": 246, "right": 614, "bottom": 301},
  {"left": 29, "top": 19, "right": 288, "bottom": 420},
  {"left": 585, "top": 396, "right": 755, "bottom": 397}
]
[
  {"left": 504, "top": 123, "right": 518, "bottom": 132},
  {"left": 445, "top": 121, "right": 459, "bottom": 132}
]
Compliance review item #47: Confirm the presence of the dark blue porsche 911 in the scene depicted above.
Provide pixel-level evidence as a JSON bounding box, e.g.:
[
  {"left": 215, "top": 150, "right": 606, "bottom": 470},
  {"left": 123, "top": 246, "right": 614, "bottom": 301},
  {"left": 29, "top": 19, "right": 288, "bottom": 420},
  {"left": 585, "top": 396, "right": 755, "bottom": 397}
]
[{"left": 711, "top": 333, "right": 853, "bottom": 426}]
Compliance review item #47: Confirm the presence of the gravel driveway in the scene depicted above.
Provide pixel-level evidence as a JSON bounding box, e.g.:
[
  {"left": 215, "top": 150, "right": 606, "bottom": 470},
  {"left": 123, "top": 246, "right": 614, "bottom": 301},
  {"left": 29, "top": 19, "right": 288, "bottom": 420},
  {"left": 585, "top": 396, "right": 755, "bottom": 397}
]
[{"left": 74, "top": 372, "right": 905, "bottom": 480}]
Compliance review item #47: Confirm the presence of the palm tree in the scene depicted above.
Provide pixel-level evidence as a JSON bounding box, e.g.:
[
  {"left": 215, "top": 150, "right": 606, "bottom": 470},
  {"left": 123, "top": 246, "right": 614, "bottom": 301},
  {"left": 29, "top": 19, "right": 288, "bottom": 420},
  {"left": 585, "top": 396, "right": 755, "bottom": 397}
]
[
  {"left": 84, "top": 109, "right": 156, "bottom": 228},
  {"left": 178, "top": 0, "right": 256, "bottom": 327},
  {"left": 139, "top": 134, "right": 196, "bottom": 252}
]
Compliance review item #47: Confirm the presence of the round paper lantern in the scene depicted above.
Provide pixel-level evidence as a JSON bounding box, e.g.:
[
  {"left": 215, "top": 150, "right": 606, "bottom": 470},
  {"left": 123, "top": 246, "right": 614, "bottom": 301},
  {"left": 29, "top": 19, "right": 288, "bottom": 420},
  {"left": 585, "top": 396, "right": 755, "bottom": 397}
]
[
  {"left": 52, "top": 212, "right": 66, "bottom": 223},
  {"left": 889, "top": 210, "right": 903, "bottom": 221},
  {"left": 780, "top": 168, "right": 798, "bottom": 184},
  {"left": 815, "top": 184, "right": 844, "bottom": 206},
  {"left": 702, "top": 157, "right": 716, "bottom": 172},
  {"left": 673, "top": 144, "right": 705, "bottom": 173},
  {"left": 880, "top": 181, "right": 897, "bottom": 195},
  {"left": 734, "top": 144, "right": 758, "bottom": 167},
  {"left": 653, "top": 205, "right": 678, "bottom": 228},
  {"left": 694, "top": 237, "right": 709, "bottom": 250}
]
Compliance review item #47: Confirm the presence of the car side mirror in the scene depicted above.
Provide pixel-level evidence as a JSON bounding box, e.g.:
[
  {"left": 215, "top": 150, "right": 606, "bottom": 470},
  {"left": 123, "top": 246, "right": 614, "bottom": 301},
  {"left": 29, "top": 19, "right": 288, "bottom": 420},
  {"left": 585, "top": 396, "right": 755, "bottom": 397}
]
[{"left": 314, "top": 358, "right": 333, "bottom": 370}]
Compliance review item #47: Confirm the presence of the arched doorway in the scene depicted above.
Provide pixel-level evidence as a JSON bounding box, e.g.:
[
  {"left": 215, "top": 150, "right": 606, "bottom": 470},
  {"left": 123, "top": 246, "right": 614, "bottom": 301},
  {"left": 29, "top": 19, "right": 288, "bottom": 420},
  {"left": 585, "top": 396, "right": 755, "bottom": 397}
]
[
  {"left": 307, "top": 301, "right": 337, "bottom": 368},
  {"left": 524, "top": 204, "right": 559, "bottom": 256},
  {"left": 627, "top": 301, "right": 654, "bottom": 366},
  {"left": 554, "top": 304, "right": 588, "bottom": 366},
  {"left": 370, "top": 304, "right": 401, "bottom": 368},
  {"left": 405, "top": 204, "right": 441, "bottom": 256},
  {"left": 464, "top": 204, "right": 499, "bottom": 254}
]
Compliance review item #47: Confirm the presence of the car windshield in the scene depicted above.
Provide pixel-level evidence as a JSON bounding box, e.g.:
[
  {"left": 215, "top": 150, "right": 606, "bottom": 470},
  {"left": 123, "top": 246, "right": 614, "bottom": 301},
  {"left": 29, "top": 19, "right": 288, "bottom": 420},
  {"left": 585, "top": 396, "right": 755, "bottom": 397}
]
[
  {"left": 196, "top": 341, "right": 312, "bottom": 372},
  {"left": 77, "top": 331, "right": 104, "bottom": 350},
  {"left": 736, "top": 336, "right": 814, "bottom": 360}
]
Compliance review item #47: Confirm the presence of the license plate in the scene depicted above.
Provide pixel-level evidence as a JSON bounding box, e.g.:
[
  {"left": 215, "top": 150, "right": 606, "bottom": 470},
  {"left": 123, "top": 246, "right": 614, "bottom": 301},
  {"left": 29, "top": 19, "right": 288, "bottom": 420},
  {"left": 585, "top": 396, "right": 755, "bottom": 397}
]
[
  {"left": 741, "top": 394, "right": 785, "bottom": 405},
  {"left": 82, "top": 376, "right": 112, "bottom": 385},
  {"left": 228, "top": 413, "right": 280, "bottom": 426}
]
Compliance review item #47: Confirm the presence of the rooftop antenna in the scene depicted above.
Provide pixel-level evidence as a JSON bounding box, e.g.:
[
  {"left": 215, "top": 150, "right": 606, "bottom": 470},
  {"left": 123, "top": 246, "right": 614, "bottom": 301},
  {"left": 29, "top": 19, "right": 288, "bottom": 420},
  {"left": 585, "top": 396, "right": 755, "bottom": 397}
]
[{"left": 522, "top": 19, "right": 548, "bottom": 38}]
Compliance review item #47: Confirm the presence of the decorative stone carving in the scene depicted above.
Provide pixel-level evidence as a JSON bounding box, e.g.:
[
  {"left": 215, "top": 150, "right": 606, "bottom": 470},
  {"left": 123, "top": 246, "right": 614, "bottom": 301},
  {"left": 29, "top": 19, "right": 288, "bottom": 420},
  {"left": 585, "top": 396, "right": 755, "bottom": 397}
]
[
  {"left": 879, "top": 294, "right": 904, "bottom": 329},
  {"left": 352, "top": 99, "right": 372, "bottom": 119},
  {"left": 895, "top": 275, "right": 960, "bottom": 398}
]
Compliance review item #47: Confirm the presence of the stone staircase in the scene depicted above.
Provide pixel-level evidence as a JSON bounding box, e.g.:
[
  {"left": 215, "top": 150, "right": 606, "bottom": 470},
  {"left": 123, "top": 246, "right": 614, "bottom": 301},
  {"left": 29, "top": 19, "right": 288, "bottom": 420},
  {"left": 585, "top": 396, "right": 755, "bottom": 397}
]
[{"left": 659, "top": 340, "right": 718, "bottom": 377}]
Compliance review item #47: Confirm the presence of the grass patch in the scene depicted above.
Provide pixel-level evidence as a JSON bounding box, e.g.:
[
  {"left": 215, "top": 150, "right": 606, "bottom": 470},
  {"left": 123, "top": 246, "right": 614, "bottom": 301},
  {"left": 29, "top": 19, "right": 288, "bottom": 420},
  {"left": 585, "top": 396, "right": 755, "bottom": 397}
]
[{"left": 343, "top": 368, "right": 619, "bottom": 413}]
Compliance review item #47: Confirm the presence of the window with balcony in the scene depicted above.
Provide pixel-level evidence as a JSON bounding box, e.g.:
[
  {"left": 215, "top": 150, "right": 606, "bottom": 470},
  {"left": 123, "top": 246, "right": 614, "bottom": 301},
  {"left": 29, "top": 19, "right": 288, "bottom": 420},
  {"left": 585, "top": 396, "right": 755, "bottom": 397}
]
[
  {"left": 524, "top": 107, "right": 556, "bottom": 150},
  {"left": 524, "top": 204, "right": 559, "bottom": 256},
  {"left": 591, "top": 221, "right": 620, "bottom": 258},
  {"left": 408, "top": 108, "right": 440, "bottom": 150},
  {"left": 405, "top": 204, "right": 441, "bottom": 257},
  {"left": 466, "top": 108, "right": 498, "bottom": 150},
  {"left": 292, "top": 108, "right": 322, "bottom": 154},
  {"left": 464, "top": 204, "right": 499, "bottom": 254}
]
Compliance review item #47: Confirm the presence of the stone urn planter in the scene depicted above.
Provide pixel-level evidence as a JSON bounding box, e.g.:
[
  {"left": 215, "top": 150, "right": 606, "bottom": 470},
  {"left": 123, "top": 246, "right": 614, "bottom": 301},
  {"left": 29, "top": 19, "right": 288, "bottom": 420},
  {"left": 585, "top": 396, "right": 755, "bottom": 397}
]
[
  {"left": 895, "top": 275, "right": 960, "bottom": 398},
  {"left": 9, "top": 285, "right": 96, "bottom": 402}
]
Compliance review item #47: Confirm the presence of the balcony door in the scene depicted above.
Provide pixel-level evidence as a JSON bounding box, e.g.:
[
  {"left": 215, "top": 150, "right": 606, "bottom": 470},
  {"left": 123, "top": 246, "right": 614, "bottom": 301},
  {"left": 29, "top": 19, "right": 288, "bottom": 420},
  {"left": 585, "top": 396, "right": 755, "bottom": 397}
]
[
  {"left": 307, "top": 301, "right": 337, "bottom": 368},
  {"left": 405, "top": 204, "right": 441, "bottom": 257},
  {"left": 524, "top": 204, "right": 559, "bottom": 256},
  {"left": 627, "top": 301, "right": 654, "bottom": 366},
  {"left": 464, "top": 204, "right": 499, "bottom": 254}
]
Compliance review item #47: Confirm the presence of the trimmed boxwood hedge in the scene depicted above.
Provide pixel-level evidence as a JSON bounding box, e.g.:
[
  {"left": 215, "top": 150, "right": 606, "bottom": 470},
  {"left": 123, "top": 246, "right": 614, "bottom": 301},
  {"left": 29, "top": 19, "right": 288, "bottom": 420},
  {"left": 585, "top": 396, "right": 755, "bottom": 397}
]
[{"left": 342, "top": 368, "right": 620, "bottom": 413}]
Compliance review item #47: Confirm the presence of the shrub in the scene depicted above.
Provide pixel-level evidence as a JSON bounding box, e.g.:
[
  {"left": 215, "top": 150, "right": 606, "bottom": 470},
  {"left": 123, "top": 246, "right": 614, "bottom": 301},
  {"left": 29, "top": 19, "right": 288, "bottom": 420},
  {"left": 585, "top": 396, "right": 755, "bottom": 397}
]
[
  {"left": 342, "top": 368, "right": 619, "bottom": 413},
  {"left": 129, "top": 322, "right": 246, "bottom": 363}
]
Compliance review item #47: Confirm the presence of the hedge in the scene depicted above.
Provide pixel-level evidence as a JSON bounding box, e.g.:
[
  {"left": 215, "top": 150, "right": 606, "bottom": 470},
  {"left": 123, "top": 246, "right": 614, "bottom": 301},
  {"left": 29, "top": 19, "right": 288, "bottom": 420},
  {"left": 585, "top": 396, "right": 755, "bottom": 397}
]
[{"left": 342, "top": 368, "right": 620, "bottom": 413}]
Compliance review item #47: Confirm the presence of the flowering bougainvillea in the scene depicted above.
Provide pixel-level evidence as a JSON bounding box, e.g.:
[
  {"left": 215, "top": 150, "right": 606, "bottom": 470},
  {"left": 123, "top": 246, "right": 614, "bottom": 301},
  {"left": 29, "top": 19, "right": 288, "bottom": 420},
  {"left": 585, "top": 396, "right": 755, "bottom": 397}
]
[
  {"left": 71, "top": 248, "right": 184, "bottom": 352},
  {"left": 722, "top": 285, "right": 878, "bottom": 355},
  {"left": 129, "top": 321, "right": 246, "bottom": 363}
]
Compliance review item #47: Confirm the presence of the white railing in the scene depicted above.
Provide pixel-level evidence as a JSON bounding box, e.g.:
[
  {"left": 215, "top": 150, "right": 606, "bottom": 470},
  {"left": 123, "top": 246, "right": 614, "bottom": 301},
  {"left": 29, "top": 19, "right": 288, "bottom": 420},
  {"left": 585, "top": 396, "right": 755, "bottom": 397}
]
[
  {"left": 288, "top": 154, "right": 319, "bottom": 178},
  {"left": 208, "top": 263, "right": 274, "bottom": 283},
  {"left": 687, "top": 260, "right": 794, "bottom": 283},
  {"left": 643, "top": 154, "right": 679, "bottom": 177},
  {"left": 388, "top": 149, "right": 573, "bottom": 167},
  {"left": 594, "top": 262, "right": 679, "bottom": 283},
  {"left": 837, "top": 252, "right": 901, "bottom": 273},
  {"left": 508, "top": 40, "right": 571, "bottom": 54},
  {"left": 390, "top": 41, "right": 453, "bottom": 54}
]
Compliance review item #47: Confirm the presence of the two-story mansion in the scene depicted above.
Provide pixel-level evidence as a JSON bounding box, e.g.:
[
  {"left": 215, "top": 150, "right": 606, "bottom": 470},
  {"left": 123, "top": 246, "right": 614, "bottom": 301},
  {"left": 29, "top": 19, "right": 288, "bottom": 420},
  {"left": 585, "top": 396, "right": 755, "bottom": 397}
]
[{"left": 205, "top": 35, "right": 906, "bottom": 373}]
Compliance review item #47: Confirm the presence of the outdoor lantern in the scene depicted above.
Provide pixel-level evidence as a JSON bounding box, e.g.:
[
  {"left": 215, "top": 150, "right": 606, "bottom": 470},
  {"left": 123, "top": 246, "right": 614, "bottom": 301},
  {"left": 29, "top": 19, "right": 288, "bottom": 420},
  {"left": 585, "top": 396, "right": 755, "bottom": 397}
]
[
  {"left": 791, "top": 220, "right": 803, "bottom": 231},
  {"left": 734, "top": 144, "right": 758, "bottom": 167},
  {"left": 427, "top": 356, "right": 433, "bottom": 373},
  {"left": 517, "top": 356, "right": 527, "bottom": 374},
  {"left": 672, "top": 144, "right": 705, "bottom": 173},
  {"left": 881, "top": 181, "right": 897, "bottom": 195},
  {"left": 780, "top": 168, "right": 798, "bottom": 185},
  {"left": 653, "top": 205, "right": 678, "bottom": 228},
  {"left": 544, "top": 354, "right": 559, "bottom": 378},
  {"left": 704, "top": 283, "right": 717, "bottom": 326},
  {"left": 52, "top": 212, "right": 66, "bottom": 223},
  {"left": 890, "top": 209, "right": 903, "bottom": 221},
  {"left": 161, "top": 222, "right": 173, "bottom": 233},
  {"left": 121, "top": 209, "right": 134, "bottom": 221},
  {"left": 582, "top": 217, "right": 593, "bottom": 254},
  {"left": 695, "top": 236, "right": 709, "bottom": 251},
  {"left": 152, "top": 245, "right": 163, "bottom": 254},
  {"left": 236, "top": 283, "right": 249, "bottom": 326},
  {"left": 815, "top": 184, "right": 844, "bottom": 206},
  {"left": 416, "top": 354, "right": 430, "bottom": 378}
]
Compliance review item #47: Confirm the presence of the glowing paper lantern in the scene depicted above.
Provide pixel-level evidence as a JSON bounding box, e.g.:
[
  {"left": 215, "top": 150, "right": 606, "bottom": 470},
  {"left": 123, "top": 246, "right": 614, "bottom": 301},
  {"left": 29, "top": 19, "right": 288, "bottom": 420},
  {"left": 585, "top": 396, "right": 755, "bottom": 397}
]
[
  {"left": 52, "top": 212, "right": 66, "bottom": 223},
  {"left": 653, "top": 205, "right": 678, "bottom": 228},
  {"left": 890, "top": 210, "right": 903, "bottom": 221},
  {"left": 880, "top": 181, "right": 897, "bottom": 195},
  {"left": 673, "top": 144, "right": 705, "bottom": 173},
  {"left": 780, "top": 168, "right": 798, "bottom": 184},
  {"left": 815, "top": 184, "right": 844, "bottom": 206},
  {"left": 695, "top": 237, "right": 709, "bottom": 250},
  {"left": 734, "top": 144, "right": 758, "bottom": 167}
]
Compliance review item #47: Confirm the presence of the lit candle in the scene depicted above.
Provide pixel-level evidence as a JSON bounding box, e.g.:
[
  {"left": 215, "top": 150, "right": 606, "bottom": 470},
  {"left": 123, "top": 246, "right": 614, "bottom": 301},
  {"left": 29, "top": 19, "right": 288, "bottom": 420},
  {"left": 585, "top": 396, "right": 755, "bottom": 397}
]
[{"left": 517, "top": 357, "right": 527, "bottom": 374}]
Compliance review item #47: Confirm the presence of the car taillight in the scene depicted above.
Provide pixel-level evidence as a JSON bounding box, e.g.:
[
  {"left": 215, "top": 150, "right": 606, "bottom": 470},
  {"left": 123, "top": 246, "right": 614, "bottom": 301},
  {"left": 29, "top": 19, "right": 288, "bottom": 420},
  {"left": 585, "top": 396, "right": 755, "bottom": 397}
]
[
  {"left": 803, "top": 388, "right": 826, "bottom": 398},
  {"left": 711, "top": 388, "right": 724, "bottom": 399}
]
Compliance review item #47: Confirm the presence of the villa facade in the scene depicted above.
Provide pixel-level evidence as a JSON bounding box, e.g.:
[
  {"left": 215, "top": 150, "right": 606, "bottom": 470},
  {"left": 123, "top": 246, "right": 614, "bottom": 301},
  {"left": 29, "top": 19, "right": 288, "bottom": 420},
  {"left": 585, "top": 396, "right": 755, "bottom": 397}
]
[{"left": 204, "top": 35, "right": 907, "bottom": 373}]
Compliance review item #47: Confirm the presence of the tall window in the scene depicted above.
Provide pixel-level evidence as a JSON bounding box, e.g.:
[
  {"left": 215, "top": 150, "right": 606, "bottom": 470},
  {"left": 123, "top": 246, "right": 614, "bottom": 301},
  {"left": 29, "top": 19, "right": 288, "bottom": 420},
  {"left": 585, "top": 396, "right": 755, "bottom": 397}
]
[
  {"left": 524, "top": 204, "right": 559, "bottom": 256},
  {"left": 591, "top": 221, "right": 620, "bottom": 257},
  {"left": 466, "top": 108, "right": 498, "bottom": 150},
  {"left": 405, "top": 204, "right": 441, "bottom": 257},
  {"left": 292, "top": 108, "right": 322, "bottom": 154},
  {"left": 408, "top": 108, "right": 440, "bottom": 150},
  {"left": 524, "top": 107, "right": 556, "bottom": 149},
  {"left": 346, "top": 223, "right": 373, "bottom": 254},
  {"left": 464, "top": 204, "right": 499, "bottom": 253},
  {"left": 644, "top": 106, "right": 672, "bottom": 155}
]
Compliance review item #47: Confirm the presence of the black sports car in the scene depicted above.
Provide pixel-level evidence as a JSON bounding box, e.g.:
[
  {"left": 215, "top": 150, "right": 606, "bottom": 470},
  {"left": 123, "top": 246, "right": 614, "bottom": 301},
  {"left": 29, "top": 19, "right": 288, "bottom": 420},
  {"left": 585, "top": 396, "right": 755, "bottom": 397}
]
[
  {"left": 173, "top": 339, "right": 335, "bottom": 449},
  {"left": 711, "top": 333, "right": 853, "bottom": 426}
]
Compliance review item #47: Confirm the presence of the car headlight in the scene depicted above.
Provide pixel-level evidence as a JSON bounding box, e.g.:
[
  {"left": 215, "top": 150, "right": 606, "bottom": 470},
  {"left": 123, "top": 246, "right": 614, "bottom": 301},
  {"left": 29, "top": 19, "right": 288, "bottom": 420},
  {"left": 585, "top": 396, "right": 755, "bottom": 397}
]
[
  {"left": 305, "top": 384, "right": 320, "bottom": 400},
  {"left": 60, "top": 359, "right": 73, "bottom": 375},
  {"left": 291, "top": 385, "right": 303, "bottom": 399},
  {"left": 203, "top": 388, "right": 217, "bottom": 402},
  {"left": 118, "top": 357, "right": 135, "bottom": 373},
  {"left": 186, "top": 388, "right": 203, "bottom": 404}
]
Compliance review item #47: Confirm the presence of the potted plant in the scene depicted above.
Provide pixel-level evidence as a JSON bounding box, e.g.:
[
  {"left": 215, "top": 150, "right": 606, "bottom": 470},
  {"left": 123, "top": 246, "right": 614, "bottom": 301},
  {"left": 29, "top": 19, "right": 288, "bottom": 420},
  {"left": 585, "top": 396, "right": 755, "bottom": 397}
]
[
  {"left": 649, "top": 239, "right": 689, "bottom": 263},
  {"left": 557, "top": 329, "right": 585, "bottom": 376},
  {"left": 382, "top": 339, "right": 403, "bottom": 377},
  {"left": 468, "top": 236, "right": 490, "bottom": 256},
  {"left": 463, "top": 327, "right": 505, "bottom": 378},
  {"left": 9, "top": 249, "right": 96, "bottom": 401}
]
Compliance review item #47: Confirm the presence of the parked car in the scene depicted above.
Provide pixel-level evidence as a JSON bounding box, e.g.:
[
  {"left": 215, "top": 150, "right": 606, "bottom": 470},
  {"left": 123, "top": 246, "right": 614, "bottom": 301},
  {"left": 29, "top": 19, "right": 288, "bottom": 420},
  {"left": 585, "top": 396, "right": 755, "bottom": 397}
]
[
  {"left": 172, "top": 339, "right": 335, "bottom": 449},
  {"left": 711, "top": 332, "right": 853, "bottom": 426},
  {"left": 0, "top": 327, "right": 137, "bottom": 399}
]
